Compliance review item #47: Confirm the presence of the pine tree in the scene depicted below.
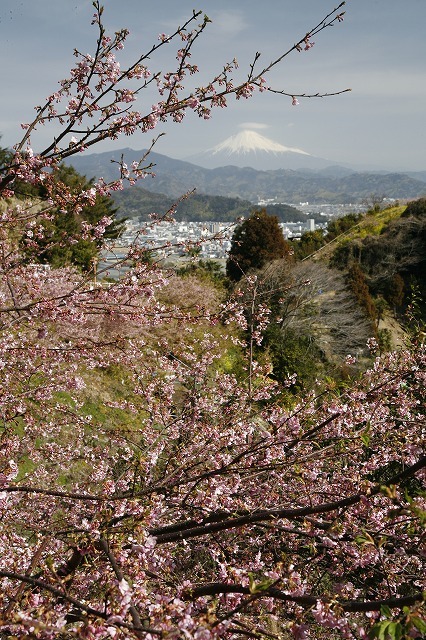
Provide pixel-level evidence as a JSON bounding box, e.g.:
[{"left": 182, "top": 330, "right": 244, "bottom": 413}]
[{"left": 19, "top": 164, "right": 126, "bottom": 271}]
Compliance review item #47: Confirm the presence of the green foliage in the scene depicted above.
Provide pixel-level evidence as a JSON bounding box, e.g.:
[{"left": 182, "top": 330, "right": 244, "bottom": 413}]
[
  {"left": 112, "top": 185, "right": 305, "bottom": 223},
  {"left": 401, "top": 196, "right": 426, "bottom": 219},
  {"left": 21, "top": 165, "right": 125, "bottom": 271},
  {"left": 375, "top": 296, "right": 389, "bottom": 324},
  {"left": 262, "top": 324, "right": 325, "bottom": 393},
  {"left": 293, "top": 229, "right": 326, "bottom": 260},
  {"left": 235, "top": 259, "right": 374, "bottom": 395},
  {"left": 377, "top": 328, "right": 392, "bottom": 353},
  {"left": 226, "top": 209, "right": 291, "bottom": 281},
  {"left": 403, "top": 283, "right": 426, "bottom": 342},
  {"left": 112, "top": 186, "right": 254, "bottom": 222},
  {"left": 368, "top": 604, "right": 426, "bottom": 640},
  {"left": 214, "top": 346, "right": 246, "bottom": 378},
  {"left": 247, "top": 572, "right": 275, "bottom": 594},
  {"left": 384, "top": 274, "right": 405, "bottom": 312},
  {"left": 177, "top": 259, "right": 227, "bottom": 288},
  {"left": 323, "top": 206, "right": 405, "bottom": 266},
  {"left": 176, "top": 193, "right": 249, "bottom": 221},
  {"left": 0, "top": 141, "right": 12, "bottom": 171},
  {"left": 262, "top": 202, "right": 313, "bottom": 223},
  {"left": 326, "top": 212, "right": 363, "bottom": 240},
  {"left": 330, "top": 200, "right": 426, "bottom": 322}
]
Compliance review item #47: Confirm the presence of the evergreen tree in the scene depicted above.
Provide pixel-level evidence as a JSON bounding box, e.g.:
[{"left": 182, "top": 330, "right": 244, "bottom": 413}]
[
  {"left": 293, "top": 229, "right": 325, "bottom": 260},
  {"left": 326, "top": 212, "right": 363, "bottom": 240},
  {"left": 20, "top": 164, "right": 126, "bottom": 271},
  {"left": 226, "top": 209, "right": 291, "bottom": 281}
]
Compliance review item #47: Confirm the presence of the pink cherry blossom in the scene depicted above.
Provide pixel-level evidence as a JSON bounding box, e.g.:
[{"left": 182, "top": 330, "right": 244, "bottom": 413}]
[{"left": 1, "top": 3, "right": 420, "bottom": 639}]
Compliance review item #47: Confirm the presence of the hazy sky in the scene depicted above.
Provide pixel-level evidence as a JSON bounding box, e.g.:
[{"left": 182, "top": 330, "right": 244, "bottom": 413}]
[{"left": 0, "top": 0, "right": 425, "bottom": 171}]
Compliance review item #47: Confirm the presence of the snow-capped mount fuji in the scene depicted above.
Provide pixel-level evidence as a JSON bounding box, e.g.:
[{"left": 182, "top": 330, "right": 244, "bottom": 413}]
[
  {"left": 188, "top": 129, "right": 336, "bottom": 171},
  {"left": 212, "top": 130, "right": 309, "bottom": 157}
]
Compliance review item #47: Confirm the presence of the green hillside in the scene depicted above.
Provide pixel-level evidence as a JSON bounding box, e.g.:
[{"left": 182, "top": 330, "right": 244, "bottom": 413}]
[
  {"left": 299, "top": 200, "right": 426, "bottom": 338},
  {"left": 306, "top": 203, "right": 406, "bottom": 261},
  {"left": 111, "top": 185, "right": 303, "bottom": 222}
]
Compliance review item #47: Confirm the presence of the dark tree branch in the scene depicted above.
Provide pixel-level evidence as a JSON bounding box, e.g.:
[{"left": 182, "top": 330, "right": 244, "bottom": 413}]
[
  {"left": 183, "top": 581, "right": 424, "bottom": 613},
  {"left": 150, "top": 456, "right": 426, "bottom": 543},
  {"left": 0, "top": 570, "right": 162, "bottom": 635}
]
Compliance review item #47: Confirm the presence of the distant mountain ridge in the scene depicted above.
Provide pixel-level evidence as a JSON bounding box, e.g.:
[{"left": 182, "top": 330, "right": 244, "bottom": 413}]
[{"left": 68, "top": 147, "right": 426, "bottom": 204}]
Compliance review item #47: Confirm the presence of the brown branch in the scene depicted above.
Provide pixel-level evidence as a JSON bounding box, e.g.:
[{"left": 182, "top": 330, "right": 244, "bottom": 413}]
[
  {"left": 0, "top": 569, "right": 162, "bottom": 635},
  {"left": 0, "top": 569, "right": 107, "bottom": 618},
  {"left": 11, "top": 450, "right": 421, "bottom": 541},
  {"left": 266, "top": 88, "right": 352, "bottom": 98},
  {"left": 183, "top": 582, "right": 424, "bottom": 613},
  {"left": 3, "top": 486, "right": 112, "bottom": 500},
  {"left": 57, "top": 548, "right": 86, "bottom": 578},
  {"left": 4, "top": 537, "right": 50, "bottom": 616},
  {"left": 150, "top": 455, "right": 426, "bottom": 543},
  {"left": 206, "top": 2, "right": 349, "bottom": 106},
  {"left": 99, "top": 537, "right": 148, "bottom": 635}
]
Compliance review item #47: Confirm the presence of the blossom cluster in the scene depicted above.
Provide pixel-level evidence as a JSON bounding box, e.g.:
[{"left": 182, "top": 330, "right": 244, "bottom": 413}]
[{"left": 3, "top": 3, "right": 422, "bottom": 640}]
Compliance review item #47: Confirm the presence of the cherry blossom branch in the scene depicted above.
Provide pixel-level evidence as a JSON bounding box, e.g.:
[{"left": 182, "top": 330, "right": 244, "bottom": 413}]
[
  {"left": 3, "top": 537, "right": 50, "bottom": 617},
  {"left": 149, "top": 455, "right": 426, "bottom": 543},
  {"left": 0, "top": 0, "right": 350, "bottom": 199},
  {"left": 99, "top": 537, "right": 148, "bottom": 635},
  {"left": 0, "top": 570, "right": 162, "bottom": 636},
  {"left": 210, "top": 2, "right": 350, "bottom": 104},
  {"left": 183, "top": 582, "right": 424, "bottom": 613},
  {"left": 0, "top": 570, "right": 107, "bottom": 618},
  {"left": 1, "top": 4, "right": 424, "bottom": 637},
  {"left": 6, "top": 359, "right": 418, "bottom": 519},
  {"left": 266, "top": 87, "right": 352, "bottom": 99},
  {"left": 3, "top": 486, "right": 112, "bottom": 500},
  {"left": 148, "top": 356, "right": 418, "bottom": 496},
  {"left": 253, "top": 1, "right": 347, "bottom": 77}
]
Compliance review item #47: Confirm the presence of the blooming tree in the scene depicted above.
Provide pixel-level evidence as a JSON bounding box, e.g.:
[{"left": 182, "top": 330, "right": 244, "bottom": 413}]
[{"left": 0, "top": 2, "right": 425, "bottom": 639}]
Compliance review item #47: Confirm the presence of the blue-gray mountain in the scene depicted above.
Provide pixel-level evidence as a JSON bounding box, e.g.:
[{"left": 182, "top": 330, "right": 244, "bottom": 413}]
[{"left": 68, "top": 148, "right": 426, "bottom": 204}]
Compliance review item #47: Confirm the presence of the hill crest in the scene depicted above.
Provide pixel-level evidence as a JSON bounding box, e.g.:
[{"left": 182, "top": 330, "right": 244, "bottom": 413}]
[{"left": 68, "top": 148, "right": 426, "bottom": 204}]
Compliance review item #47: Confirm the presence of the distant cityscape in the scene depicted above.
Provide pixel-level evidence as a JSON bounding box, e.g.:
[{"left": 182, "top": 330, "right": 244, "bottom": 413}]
[{"left": 99, "top": 201, "right": 369, "bottom": 278}]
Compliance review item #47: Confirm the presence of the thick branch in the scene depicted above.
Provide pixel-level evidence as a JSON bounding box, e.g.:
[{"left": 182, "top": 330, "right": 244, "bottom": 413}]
[
  {"left": 184, "top": 582, "right": 424, "bottom": 613},
  {"left": 0, "top": 570, "right": 107, "bottom": 618},
  {"left": 150, "top": 456, "right": 426, "bottom": 543}
]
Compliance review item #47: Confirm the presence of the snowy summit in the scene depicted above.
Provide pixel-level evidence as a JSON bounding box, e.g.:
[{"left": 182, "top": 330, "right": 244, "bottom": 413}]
[
  {"left": 188, "top": 129, "right": 334, "bottom": 171},
  {"left": 210, "top": 129, "right": 310, "bottom": 157}
]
